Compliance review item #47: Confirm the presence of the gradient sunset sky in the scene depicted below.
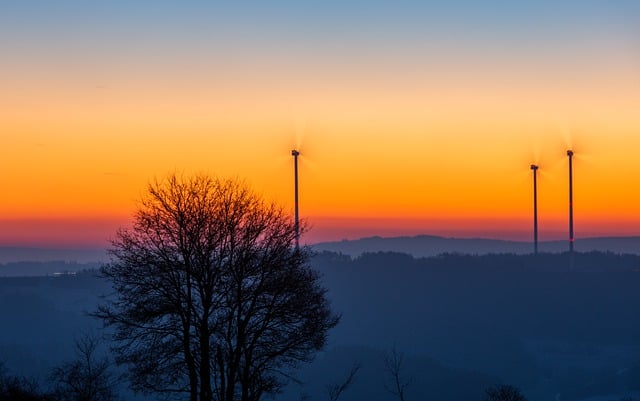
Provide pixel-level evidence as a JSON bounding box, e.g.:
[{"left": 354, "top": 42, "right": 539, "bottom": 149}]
[{"left": 2, "top": 1, "right": 640, "bottom": 247}]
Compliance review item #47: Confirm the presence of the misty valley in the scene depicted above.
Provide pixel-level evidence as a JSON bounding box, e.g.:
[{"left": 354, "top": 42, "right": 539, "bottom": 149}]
[{"left": 1, "top": 250, "right": 639, "bottom": 401}]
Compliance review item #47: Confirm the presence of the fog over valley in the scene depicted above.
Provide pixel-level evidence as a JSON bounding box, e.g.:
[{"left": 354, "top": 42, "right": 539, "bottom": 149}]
[{"left": 2, "top": 248, "right": 639, "bottom": 401}]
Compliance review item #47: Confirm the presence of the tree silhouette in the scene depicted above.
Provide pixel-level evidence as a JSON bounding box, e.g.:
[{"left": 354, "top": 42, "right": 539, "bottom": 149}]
[
  {"left": 49, "top": 334, "right": 119, "bottom": 401},
  {"left": 384, "top": 346, "right": 411, "bottom": 401},
  {"left": 95, "top": 174, "right": 338, "bottom": 401},
  {"left": 326, "top": 363, "right": 360, "bottom": 401}
]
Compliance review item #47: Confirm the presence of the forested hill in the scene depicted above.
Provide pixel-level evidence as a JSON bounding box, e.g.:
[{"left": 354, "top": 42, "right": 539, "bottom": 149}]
[
  {"left": 313, "top": 250, "right": 640, "bottom": 272},
  {"left": 307, "top": 250, "right": 640, "bottom": 401}
]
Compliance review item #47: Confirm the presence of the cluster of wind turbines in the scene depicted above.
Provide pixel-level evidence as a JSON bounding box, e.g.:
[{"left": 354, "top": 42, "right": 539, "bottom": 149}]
[
  {"left": 530, "top": 149, "right": 575, "bottom": 255},
  {"left": 291, "top": 147, "right": 578, "bottom": 256}
]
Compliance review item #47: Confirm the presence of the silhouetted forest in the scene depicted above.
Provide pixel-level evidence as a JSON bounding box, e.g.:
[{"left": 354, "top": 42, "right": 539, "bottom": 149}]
[
  {"left": 314, "top": 235, "right": 640, "bottom": 258},
  {"left": 1, "top": 251, "right": 640, "bottom": 401},
  {"left": 309, "top": 251, "right": 640, "bottom": 401}
]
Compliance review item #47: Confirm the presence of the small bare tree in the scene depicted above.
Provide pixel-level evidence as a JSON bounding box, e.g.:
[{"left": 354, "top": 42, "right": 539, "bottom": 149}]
[
  {"left": 326, "top": 364, "right": 360, "bottom": 401},
  {"left": 384, "top": 347, "right": 411, "bottom": 401},
  {"left": 49, "top": 334, "right": 119, "bottom": 401}
]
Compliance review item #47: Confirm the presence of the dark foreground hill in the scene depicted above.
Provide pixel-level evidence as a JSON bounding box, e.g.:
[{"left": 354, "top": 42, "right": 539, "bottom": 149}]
[
  {"left": 1, "top": 252, "right": 639, "bottom": 401},
  {"left": 313, "top": 235, "right": 640, "bottom": 257},
  {"left": 310, "top": 251, "right": 640, "bottom": 401}
]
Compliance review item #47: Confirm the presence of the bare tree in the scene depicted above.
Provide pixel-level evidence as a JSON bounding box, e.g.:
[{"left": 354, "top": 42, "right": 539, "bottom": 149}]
[
  {"left": 95, "top": 174, "right": 339, "bottom": 401},
  {"left": 384, "top": 346, "right": 411, "bottom": 401},
  {"left": 49, "top": 334, "right": 119, "bottom": 401},
  {"left": 326, "top": 364, "right": 360, "bottom": 401},
  {"left": 483, "top": 385, "right": 528, "bottom": 401}
]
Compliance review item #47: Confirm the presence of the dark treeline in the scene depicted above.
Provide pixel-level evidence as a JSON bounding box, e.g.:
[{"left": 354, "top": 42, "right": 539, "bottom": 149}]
[
  {"left": 316, "top": 250, "right": 640, "bottom": 272},
  {"left": 313, "top": 235, "right": 640, "bottom": 258},
  {"left": 315, "top": 250, "right": 640, "bottom": 351}
]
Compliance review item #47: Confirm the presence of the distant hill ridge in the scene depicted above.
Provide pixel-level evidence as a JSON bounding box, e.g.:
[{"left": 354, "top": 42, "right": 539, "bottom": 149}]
[
  {"left": 0, "top": 247, "right": 107, "bottom": 264},
  {"left": 2, "top": 235, "right": 640, "bottom": 265},
  {"left": 312, "top": 235, "right": 640, "bottom": 257}
]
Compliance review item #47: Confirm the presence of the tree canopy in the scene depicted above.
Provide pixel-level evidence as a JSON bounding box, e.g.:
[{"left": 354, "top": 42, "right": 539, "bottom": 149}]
[{"left": 96, "top": 174, "right": 339, "bottom": 401}]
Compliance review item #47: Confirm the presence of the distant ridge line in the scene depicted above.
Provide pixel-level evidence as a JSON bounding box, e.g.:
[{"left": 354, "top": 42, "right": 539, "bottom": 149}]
[
  {"left": 2, "top": 235, "right": 640, "bottom": 262},
  {"left": 0, "top": 247, "right": 107, "bottom": 264},
  {"left": 312, "top": 235, "right": 640, "bottom": 258}
]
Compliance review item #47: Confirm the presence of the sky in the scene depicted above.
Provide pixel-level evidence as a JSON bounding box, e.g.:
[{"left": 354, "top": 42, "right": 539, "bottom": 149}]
[{"left": 1, "top": 1, "right": 640, "bottom": 247}]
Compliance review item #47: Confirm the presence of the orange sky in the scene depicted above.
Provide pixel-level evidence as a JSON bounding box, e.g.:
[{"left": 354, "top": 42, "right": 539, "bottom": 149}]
[{"left": 1, "top": 2, "right": 639, "bottom": 247}]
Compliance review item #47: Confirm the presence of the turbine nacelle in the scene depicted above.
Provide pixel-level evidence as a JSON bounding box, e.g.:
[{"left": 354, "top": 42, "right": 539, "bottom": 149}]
[
  {"left": 567, "top": 150, "right": 574, "bottom": 157},
  {"left": 291, "top": 149, "right": 300, "bottom": 157},
  {"left": 530, "top": 164, "right": 538, "bottom": 171}
]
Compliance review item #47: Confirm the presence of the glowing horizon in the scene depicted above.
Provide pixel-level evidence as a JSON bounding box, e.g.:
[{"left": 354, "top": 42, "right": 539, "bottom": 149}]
[{"left": 1, "top": 1, "right": 639, "bottom": 248}]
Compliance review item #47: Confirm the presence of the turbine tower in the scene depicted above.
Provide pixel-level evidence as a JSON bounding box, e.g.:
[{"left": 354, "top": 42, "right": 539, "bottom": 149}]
[
  {"left": 530, "top": 164, "right": 539, "bottom": 255},
  {"left": 567, "top": 150, "right": 574, "bottom": 254},
  {"left": 292, "top": 149, "right": 300, "bottom": 248}
]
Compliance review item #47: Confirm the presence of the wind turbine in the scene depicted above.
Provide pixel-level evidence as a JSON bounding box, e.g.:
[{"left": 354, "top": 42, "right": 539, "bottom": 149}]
[
  {"left": 567, "top": 149, "right": 574, "bottom": 254},
  {"left": 530, "top": 164, "right": 539, "bottom": 255},
  {"left": 287, "top": 121, "right": 317, "bottom": 249},
  {"left": 292, "top": 149, "right": 300, "bottom": 248}
]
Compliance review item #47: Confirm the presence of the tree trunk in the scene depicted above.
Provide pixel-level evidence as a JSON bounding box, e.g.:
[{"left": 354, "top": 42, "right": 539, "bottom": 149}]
[
  {"left": 200, "top": 321, "right": 212, "bottom": 401},
  {"left": 185, "top": 265, "right": 199, "bottom": 401},
  {"left": 185, "top": 329, "right": 198, "bottom": 401}
]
